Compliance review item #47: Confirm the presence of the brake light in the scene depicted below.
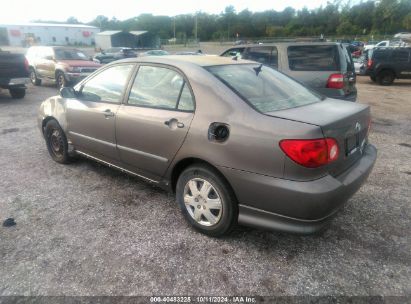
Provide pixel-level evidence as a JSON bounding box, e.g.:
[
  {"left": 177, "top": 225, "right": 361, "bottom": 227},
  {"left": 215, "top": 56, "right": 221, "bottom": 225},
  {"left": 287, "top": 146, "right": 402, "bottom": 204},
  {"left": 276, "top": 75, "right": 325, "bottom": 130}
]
[
  {"left": 367, "top": 59, "right": 373, "bottom": 68},
  {"left": 366, "top": 118, "right": 371, "bottom": 138},
  {"left": 279, "top": 138, "right": 339, "bottom": 168},
  {"left": 326, "top": 73, "right": 344, "bottom": 89},
  {"left": 24, "top": 57, "right": 29, "bottom": 72}
]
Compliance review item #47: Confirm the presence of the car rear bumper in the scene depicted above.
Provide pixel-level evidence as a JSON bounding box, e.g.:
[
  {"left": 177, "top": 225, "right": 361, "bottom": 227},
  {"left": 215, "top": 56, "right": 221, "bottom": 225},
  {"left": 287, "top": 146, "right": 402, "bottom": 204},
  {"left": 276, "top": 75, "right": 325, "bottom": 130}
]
[
  {"left": 0, "top": 77, "right": 29, "bottom": 88},
  {"left": 315, "top": 88, "right": 357, "bottom": 102},
  {"left": 218, "top": 144, "right": 377, "bottom": 234}
]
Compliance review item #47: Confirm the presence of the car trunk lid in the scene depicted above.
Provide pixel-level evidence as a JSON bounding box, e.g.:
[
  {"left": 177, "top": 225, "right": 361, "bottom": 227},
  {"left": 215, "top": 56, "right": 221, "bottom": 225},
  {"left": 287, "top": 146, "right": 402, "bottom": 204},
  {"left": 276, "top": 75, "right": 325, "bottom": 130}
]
[{"left": 266, "top": 98, "right": 370, "bottom": 176}]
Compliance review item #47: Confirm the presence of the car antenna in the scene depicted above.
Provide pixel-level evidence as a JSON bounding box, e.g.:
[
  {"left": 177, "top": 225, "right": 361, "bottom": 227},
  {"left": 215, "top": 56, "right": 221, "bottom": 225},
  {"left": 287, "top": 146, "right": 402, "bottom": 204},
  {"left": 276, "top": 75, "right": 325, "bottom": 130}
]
[{"left": 253, "top": 64, "right": 263, "bottom": 76}]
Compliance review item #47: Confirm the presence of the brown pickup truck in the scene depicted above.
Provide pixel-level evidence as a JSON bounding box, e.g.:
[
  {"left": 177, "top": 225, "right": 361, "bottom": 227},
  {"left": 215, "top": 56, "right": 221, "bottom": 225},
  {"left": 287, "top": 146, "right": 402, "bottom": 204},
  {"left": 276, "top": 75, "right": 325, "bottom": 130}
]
[
  {"left": 26, "top": 46, "right": 101, "bottom": 88},
  {"left": 0, "top": 49, "right": 29, "bottom": 99}
]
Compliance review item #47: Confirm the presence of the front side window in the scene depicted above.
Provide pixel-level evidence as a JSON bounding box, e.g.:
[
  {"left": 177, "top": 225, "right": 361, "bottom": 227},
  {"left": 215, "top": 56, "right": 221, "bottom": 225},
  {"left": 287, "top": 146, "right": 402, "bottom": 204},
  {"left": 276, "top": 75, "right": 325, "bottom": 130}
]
[
  {"left": 80, "top": 64, "right": 134, "bottom": 103},
  {"left": 128, "top": 65, "right": 194, "bottom": 111},
  {"left": 206, "top": 64, "right": 322, "bottom": 113},
  {"left": 288, "top": 45, "right": 340, "bottom": 71}
]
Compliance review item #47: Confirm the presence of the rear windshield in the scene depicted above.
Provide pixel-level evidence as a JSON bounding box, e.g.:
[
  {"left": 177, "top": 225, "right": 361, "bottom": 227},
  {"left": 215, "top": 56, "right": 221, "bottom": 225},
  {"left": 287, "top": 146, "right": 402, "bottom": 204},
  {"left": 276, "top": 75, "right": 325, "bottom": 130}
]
[
  {"left": 288, "top": 45, "right": 340, "bottom": 71},
  {"left": 206, "top": 64, "right": 322, "bottom": 113}
]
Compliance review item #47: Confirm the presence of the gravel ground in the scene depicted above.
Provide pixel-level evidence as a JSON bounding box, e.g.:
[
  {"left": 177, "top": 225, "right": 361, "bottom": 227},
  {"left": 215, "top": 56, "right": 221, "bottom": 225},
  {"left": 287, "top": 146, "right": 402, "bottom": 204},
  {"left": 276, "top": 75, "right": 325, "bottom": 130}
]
[{"left": 0, "top": 76, "right": 410, "bottom": 297}]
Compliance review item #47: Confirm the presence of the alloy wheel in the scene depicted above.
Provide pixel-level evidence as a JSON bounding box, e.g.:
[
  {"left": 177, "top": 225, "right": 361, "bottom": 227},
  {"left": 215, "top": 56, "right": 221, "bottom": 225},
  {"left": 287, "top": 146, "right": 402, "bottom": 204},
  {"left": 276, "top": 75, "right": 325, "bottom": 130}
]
[{"left": 183, "top": 178, "right": 223, "bottom": 227}]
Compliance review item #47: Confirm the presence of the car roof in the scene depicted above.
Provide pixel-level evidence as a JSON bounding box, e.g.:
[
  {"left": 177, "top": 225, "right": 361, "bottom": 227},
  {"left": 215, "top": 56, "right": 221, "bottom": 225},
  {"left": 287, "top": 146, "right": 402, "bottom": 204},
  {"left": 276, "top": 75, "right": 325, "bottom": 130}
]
[
  {"left": 227, "top": 42, "right": 341, "bottom": 48},
  {"left": 117, "top": 55, "right": 257, "bottom": 67}
]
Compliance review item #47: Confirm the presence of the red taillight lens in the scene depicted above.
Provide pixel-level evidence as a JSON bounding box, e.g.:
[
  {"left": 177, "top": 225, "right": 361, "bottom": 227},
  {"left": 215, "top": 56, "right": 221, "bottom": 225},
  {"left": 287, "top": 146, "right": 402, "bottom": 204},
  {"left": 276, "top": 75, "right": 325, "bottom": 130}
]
[
  {"left": 24, "top": 57, "right": 29, "bottom": 72},
  {"left": 279, "top": 138, "right": 339, "bottom": 168},
  {"left": 326, "top": 73, "right": 344, "bottom": 89},
  {"left": 367, "top": 59, "right": 373, "bottom": 68}
]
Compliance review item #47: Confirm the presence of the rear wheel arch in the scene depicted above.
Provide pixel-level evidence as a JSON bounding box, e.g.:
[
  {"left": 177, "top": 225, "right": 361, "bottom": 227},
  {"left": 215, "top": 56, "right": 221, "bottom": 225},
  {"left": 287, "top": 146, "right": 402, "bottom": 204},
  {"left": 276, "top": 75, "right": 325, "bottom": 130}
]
[
  {"left": 170, "top": 158, "right": 237, "bottom": 199},
  {"left": 377, "top": 68, "right": 396, "bottom": 85},
  {"left": 378, "top": 68, "right": 396, "bottom": 77}
]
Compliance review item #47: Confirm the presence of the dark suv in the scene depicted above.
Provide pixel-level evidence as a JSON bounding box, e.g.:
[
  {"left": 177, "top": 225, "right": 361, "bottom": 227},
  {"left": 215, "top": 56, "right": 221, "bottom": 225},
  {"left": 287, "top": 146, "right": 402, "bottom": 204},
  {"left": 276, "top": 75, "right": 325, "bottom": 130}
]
[
  {"left": 365, "top": 47, "right": 411, "bottom": 85},
  {"left": 221, "top": 42, "right": 357, "bottom": 101}
]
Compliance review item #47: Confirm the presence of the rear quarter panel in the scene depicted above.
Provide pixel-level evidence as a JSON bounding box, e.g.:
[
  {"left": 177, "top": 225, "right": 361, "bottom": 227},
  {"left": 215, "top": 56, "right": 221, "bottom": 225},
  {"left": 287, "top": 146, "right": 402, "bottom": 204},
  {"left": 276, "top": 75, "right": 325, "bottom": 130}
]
[{"left": 167, "top": 65, "right": 324, "bottom": 180}]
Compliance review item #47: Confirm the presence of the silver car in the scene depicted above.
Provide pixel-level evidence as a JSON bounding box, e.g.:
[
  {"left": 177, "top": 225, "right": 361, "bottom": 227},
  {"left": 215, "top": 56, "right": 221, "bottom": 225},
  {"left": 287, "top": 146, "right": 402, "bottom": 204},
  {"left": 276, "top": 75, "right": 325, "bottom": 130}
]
[{"left": 38, "top": 56, "right": 377, "bottom": 236}]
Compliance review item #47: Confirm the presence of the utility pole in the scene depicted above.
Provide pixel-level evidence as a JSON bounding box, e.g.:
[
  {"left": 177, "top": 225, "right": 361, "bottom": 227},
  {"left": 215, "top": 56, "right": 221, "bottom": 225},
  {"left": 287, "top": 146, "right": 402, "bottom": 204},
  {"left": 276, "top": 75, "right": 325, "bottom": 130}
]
[
  {"left": 195, "top": 14, "right": 198, "bottom": 42},
  {"left": 173, "top": 17, "right": 176, "bottom": 43}
]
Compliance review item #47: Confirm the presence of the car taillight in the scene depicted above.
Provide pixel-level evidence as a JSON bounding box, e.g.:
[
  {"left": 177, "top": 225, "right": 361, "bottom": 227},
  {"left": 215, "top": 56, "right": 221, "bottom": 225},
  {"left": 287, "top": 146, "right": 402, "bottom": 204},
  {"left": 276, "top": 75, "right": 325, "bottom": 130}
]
[
  {"left": 367, "top": 59, "right": 373, "bottom": 68},
  {"left": 326, "top": 73, "right": 344, "bottom": 89},
  {"left": 279, "top": 138, "right": 339, "bottom": 168},
  {"left": 24, "top": 57, "right": 29, "bottom": 72},
  {"left": 366, "top": 118, "right": 371, "bottom": 138}
]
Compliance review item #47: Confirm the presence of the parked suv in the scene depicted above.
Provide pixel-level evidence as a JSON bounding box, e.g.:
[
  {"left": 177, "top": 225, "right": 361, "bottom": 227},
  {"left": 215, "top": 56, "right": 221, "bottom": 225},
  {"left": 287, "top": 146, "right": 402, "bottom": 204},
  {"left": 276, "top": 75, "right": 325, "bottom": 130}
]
[
  {"left": 221, "top": 42, "right": 357, "bottom": 101},
  {"left": 26, "top": 46, "right": 101, "bottom": 88},
  {"left": 365, "top": 47, "right": 411, "bottom": 85}
]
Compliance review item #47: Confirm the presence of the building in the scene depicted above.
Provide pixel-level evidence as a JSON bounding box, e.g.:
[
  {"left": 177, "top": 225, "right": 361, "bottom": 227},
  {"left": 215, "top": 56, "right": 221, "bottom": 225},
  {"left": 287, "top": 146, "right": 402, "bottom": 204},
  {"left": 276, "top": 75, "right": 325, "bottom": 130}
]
[
  {"left": 95, "top": 30, "right": 160, "bottom": 50},
  {"left": 0, "top": 23, "right": 100, "bottom": 47}
]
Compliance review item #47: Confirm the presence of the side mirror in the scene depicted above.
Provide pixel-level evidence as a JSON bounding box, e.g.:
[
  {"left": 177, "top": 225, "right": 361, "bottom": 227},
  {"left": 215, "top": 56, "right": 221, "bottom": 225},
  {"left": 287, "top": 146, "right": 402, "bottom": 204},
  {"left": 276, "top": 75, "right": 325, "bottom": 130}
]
[{"left": 60, "top": 87, "right": 76, "bottom": 98}]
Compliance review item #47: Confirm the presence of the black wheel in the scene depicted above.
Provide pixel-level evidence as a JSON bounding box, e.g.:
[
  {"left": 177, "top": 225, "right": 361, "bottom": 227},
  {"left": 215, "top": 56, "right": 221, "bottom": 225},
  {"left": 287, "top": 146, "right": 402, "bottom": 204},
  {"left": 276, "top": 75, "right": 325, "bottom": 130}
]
[
  {"left": 377, "top": 70, "right": 395, "bottom": 86},
  {"left": 9, "top": 88, "right": 26, "bottom": 99},
  {"left": 44, "top": 119, "right": 71, "bottom": 164},
  {"left": 56, "top": 71, "right": 67, "bottom": 89},
  {"left": 370, "top": 76, "right": 376, "bottom": 82},
  {"left": 176, "top": 164, "right": 237, "bottom": 237},
  {"left": 30, "top": 68, "right": 41, "bottom": 86}
]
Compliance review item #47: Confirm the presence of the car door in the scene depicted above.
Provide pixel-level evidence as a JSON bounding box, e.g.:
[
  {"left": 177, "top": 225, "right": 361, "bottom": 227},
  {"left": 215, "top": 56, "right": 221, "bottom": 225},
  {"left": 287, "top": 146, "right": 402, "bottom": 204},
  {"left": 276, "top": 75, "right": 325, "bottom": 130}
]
[
  {"left": 38, "top": 47, "right": 55, "bottom": 79},
  {"left": 66, "top": 63, "right": 135, "bottom": 162},
  {"left": 34, "top": 47, "right": 49, "bottom": 78},
  {"left": 115, "top": 64, "right": 195, "bottom": 180},
  {"left": 391, "top": 49, "right": 411, "bottom": 79}
]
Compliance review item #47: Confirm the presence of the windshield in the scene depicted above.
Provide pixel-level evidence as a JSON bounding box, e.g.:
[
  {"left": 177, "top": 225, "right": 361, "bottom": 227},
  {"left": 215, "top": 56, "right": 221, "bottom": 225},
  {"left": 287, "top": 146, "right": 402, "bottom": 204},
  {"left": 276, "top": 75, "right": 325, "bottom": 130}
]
[
  {"left": 54, "top": 49, "right": 89, "bottom": 60},
  {"left": 206, "top": 64, "right": 322, "bottom": 113}
]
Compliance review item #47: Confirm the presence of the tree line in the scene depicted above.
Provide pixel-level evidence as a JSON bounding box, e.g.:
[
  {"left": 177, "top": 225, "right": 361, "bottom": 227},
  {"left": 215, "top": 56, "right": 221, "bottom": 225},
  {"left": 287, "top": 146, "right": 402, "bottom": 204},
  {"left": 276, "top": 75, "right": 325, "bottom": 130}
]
[{"left": 43, "top": 0, "right": 411, "bottom": 41}]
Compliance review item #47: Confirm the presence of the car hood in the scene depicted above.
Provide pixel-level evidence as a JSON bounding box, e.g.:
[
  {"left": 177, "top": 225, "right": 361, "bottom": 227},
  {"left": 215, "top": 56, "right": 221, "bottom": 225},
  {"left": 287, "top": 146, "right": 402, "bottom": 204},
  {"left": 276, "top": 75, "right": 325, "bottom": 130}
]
[{"left": 58, "top": 60, "right": 101, "bottom": 68}]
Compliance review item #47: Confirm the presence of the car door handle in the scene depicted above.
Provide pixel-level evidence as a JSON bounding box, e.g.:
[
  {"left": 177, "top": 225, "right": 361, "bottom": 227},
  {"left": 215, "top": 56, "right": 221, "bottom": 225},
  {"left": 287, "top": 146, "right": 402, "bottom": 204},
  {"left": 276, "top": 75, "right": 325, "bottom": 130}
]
[
  {"left": 103, "top": 109, "right": 115, "bottom": 118},
  {"left": 164, "top": 118, "right": 184, "bottom": 129}
]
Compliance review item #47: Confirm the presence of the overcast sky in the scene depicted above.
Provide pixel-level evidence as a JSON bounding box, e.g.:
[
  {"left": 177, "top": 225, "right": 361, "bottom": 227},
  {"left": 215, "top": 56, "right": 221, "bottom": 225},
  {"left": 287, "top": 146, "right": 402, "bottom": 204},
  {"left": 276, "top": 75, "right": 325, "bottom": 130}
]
[{"left": 1, "top": 0, "right": 337, "bottom": 24}]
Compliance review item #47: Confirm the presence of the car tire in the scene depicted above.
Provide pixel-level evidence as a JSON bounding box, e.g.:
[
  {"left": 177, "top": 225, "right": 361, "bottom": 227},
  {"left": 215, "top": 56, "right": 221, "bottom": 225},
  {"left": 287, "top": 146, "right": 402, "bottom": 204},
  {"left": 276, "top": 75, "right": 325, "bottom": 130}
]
[
  {"left": 176, "top": 164, "right": 237, "bottom": 237},
  {"left": 30, "top": 68, "right": 42, "bottom": 86},
  {"left": 370, "top": 76, "right": 376, "bottom": 82},
  {"left": 56, "top": 71, "right": 67, "bottom": 89},
  {"left": 9, "top": 88, "right": 26, "bottom": 99},
  {"left": 44, "top": 119, "right": 71, "bottom": 164},
  {"left": 377, "top": 70, "right": 395, "bottom": 86}
]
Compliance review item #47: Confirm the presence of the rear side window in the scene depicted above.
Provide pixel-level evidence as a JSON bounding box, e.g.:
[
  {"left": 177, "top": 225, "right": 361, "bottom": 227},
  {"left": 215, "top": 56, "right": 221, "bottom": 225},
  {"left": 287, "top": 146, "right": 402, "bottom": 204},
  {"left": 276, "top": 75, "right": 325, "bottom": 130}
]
[
  {"left": 288, "top": 45, "right": 340, "bottom": 71},
  {"left": 243, "top": 47, "right": 278, "bottom": 68},
  {"left": 128, "top": 65, "right": 194, "bottom": 111},
  {"left": 392, "top": 50, "right": 410, "bottom": 62},
  {"left": 372, "top": 50, "right": 389, "bottom": 61},
  {"left": 206, "top": 64, "right": 322, "bottom": 113}
]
